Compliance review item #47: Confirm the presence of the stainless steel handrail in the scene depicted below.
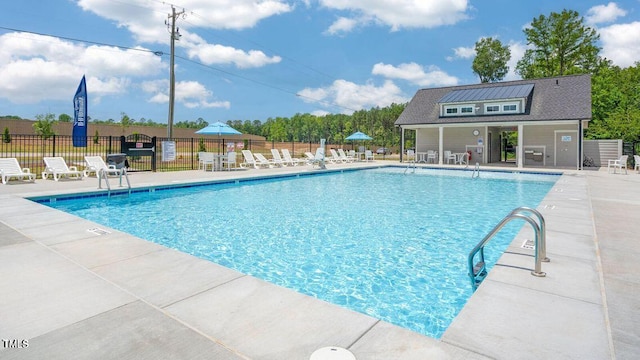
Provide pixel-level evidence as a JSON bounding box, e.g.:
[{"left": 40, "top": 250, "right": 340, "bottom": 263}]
[
  {"left": 98, "top": 168, "right": 131, "bottom": 197},
  {"left": 508, "top": 207, "right": 548, "bottom": 262},
  {"left": 468, "top": 206, "right": 547, "bottom": 291}
]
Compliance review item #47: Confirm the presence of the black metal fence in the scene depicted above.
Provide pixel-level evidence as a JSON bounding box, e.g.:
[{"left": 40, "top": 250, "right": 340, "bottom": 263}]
[{"left": 1, "top": 133, "right": 395, "bottom": 175}]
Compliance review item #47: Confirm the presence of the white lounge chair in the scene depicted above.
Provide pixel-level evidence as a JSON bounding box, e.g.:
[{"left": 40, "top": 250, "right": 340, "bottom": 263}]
[
  {"left": 306, "top": 148, "right": 326, "bottom": 168},
  {"left": 254, "top": 153, "right": 275, "bottom": 168},
  {"left": 0, "top": 158, "right": 36, "bottom": 184},
  {"left": 634, "top": 155, "right": 640, "bottom": 174},
  {"left": 221, "top": 151, "right": 237, "bottom": 171},
  {"left": 42, "top": 157, "right": 83, "bottom": 181},
  {"left": 241, "top": 150, "right": 259, "bottom": 169},
  {"left": 270, "top": 149, "right": 285, "bottom": 167},
  {"left": 328, "top": 149, "right": 344, "bottom": 163},
  {"left": 608, "top": 155, "right": 628, "bottom": 174},
  {"left": 338, "top": 149, "right": 355, "bottom": 162},
  {"left": 281, "top": 149, "right": 304, "bottom": 166},
  {"left": 84, "top": 156, "right": 123, "bottom": 178}
]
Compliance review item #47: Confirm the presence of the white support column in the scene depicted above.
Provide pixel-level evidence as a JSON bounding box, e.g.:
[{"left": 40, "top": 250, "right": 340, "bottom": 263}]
[
  {"left": 517, "top": 124, "right": 524, "bottom": 169},
  {"left": 401, "top": 127, "right": 405, "bottom": 162},
  {"left": 438, "top": 126, "right": 444, "bottom": 165}
]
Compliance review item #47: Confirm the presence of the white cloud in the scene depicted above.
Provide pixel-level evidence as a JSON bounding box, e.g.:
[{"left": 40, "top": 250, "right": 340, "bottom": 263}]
[
  {"left": 298, "top": 79, "right": 408, "bottom": 114},
  {"left": 76, "top": 0, "right": 286, "bottom": 69},
  {"left": 586, "top": 2, "right": 627, "bottom": 25},
  {"left": 319, "top": 0, "right": 469, "bottom": 33},
  {"left": 600, "top": 22, "right": 640, "bottom": 67},
  {"left": 142, "top": 79, "right": 230, "bottom": 109},
  {"left": 0, "top": 32, "right": 158, "bottom": 104},
  {"left": 186, "top": 41, "right": 281, "bottom": 69},
  {"left": 325, "top": 17, "right": 360, "bottom": 35},
  {"left": 77, "top": 0, "right": 292, "bottom": 41},
  {"left": 447, "top": 46, "right": 475, "bottom": 61},
  {"left": 504, "top": 41, "right": 527, "bottom": 81},
  {"left": 372, "top": 62, "right": 458, "bottom": 87}
]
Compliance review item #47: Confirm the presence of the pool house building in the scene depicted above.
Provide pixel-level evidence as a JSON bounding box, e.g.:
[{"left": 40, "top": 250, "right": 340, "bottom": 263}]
[{"left": 395, "top": 74, "right": 592, "bottom": 170}]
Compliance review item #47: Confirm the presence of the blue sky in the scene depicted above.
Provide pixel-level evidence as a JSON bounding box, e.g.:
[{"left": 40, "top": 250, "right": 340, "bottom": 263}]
[{"left": 1, "top": 0, "right": 639, "bottom": 124}]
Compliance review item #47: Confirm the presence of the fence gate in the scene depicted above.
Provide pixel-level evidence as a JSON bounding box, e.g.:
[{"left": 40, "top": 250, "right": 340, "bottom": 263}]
[{"left": 120, "top": 134, "right": 156, "bottom": 172}]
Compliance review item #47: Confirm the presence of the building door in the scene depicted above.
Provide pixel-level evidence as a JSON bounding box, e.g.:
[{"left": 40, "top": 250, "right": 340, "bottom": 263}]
[{"left": 555, "top": 131, "right": 578, "bottom": 167}]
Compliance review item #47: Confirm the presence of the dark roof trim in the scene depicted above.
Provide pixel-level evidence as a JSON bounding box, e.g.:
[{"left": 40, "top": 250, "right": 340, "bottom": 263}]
[{"left": 438, "top": 84, "right": 534, "bottom": 103}]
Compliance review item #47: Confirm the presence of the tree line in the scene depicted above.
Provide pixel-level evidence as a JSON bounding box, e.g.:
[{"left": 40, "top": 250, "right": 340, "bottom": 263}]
[
  {"left": 5, "top": 8, "right": 639, "bottom": 145},
  {"left": 472, "top": 9, "right": 640, "bottom": 142}
]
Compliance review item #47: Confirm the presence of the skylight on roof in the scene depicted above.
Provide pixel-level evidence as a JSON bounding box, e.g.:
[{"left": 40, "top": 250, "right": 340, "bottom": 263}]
[{"left": 439, "top": 84, "right": 534, "bottom": 103}]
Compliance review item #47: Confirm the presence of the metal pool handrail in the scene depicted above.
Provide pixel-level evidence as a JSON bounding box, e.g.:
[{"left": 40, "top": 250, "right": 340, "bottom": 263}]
[{"left": 468, "top": 206, "right": 548, "bottom": 291}]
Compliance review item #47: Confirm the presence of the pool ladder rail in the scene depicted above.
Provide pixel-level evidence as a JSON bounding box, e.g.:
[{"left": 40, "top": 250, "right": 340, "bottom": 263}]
[
  {"left": 468, "top": 207, "right": 549, "bottom": 291},
  {"left": 404, "top": 154, "right": 417, "bottom": 174},
  {"left": 471, "top": 162, "right": 480, "bottom": 178},
  {"left": 98, "top": 168, "right": 131, "bottom": 197}
]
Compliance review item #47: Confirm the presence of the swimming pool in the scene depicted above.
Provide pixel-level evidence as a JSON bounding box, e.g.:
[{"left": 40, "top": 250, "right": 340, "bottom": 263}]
[{"left": 41, "top": 167, "right": 559, "bottom": 338}]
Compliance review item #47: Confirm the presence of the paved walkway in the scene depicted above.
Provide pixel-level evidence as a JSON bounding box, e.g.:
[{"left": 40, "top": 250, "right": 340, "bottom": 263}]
[{"left": 0, "top": 162, "right": 638, "bottom": 359}]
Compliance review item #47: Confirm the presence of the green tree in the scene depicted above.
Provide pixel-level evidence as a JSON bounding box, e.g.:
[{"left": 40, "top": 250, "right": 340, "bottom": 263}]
[
  {"left": 33, "top": 113, "right": 57, "bottom": 139},
  {"left": 58, "top": 113, "right": 72, "bottom": 122},
  {"left": 472, "top": 37, "right": 511, "bottom": 83},
  {"left": 588, "top": 60, "right": 640, "bottom": 141},
  {"left": 119, "top": 112, "right": 132, "bottom": 134},
  {"left": 2, "top": 127, "right": 11, "bottom": 143},
  {"left": 516, "top": 9, "right": 600, "bottom": 79}
]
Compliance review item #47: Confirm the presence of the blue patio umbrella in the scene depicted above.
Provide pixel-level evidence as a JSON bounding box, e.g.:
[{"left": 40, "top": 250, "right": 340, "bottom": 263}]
[
  {"left": 346, "top": 131, "right": 372, "bottom": 151},
  {"left": 195, "top": 121, "right": 242, "bottom": 136},
  {"left": 345, "top": 131, "right": 372, "bottom": 141},
  {"left": 195, "top": 122, "right": 242, "bottom": 153}
]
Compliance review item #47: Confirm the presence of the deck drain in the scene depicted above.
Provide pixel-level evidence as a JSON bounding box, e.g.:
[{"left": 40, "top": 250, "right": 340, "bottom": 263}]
[
  {"left": 310, "top": 347, "right": 356, "bottom": 360},
  {"left": 87, "top": 228, "right": 111, "bottom": 235},
  {"left": 521, "top": 239, "right": 534, "bottom": 250},
  {"left": 542, "top": 204, "right": 556, "bottom": 210}
]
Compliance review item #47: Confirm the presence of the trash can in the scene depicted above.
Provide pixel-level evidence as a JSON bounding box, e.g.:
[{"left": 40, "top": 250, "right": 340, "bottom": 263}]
[{"left": 106, "top": 153, "right": 128, "bottom": 169}]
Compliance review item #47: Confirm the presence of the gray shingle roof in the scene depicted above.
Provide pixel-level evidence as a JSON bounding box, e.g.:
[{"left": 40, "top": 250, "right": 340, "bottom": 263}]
[{"left": 395, "top": 74, "right": 591, "bottom": 126}]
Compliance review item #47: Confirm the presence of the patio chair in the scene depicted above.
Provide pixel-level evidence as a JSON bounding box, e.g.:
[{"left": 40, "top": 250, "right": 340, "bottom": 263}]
[
  {"left": 427, "top": 150, "right": 437, "bottom": 163},
  {"left": 634, "top": 155, "right": 640, "bottom": 173},
  {"left": 270, "top": 149, "right": 285, "bottom": 167},
  {"left": 221, "top": 151, "right": 237, "bottom": 171},
  {"left": 444, "top": 150, "right": 457, "bottom": 164},
  {"left": 198, "top": 152, "right": 215, "bottom": 171},
  {"left": 607, "top": 155, "right": 628, "bottom": 174},
  {"left": 83, "top": 156, "right": 123, "bottom": 178},
  {"left": 338, "top": 149, "right": 355, "bottom": 162},
  {"left": 364, "top": 150, "right": 375, "bottom": 162},
  {"left": 0, "top": 158, "right": 36, "bottom": 184},
  {"left": 42, "top": 157, "right": 84, "bottom": 181},
  {"left": 281, "top": 149, "right": 305, "bottom": 166},
  {"left": 254, "top": 153, "right": 274, "bottom": 168}
]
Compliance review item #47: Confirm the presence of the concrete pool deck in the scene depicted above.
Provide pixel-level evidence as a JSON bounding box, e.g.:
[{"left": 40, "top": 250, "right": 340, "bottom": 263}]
[{"left": 0, "top": 161, "right": 638, "bottom": 359}]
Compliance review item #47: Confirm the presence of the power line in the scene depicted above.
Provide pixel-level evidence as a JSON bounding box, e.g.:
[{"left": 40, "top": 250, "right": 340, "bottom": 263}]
[
  {"left": 0, "top": 26, "right": 163, "bottom": 56},
  {"left": 0, "top": 24, "right": 357, "bottom": 115}
]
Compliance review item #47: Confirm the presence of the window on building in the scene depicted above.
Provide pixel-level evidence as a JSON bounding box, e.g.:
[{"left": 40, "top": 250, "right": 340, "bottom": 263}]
[
  {"left": 486, "top": 105, "right": 500, "bottom": 112},
  {"left": 446, "top": 107, "right": 458, "bottom": 114},
  {"left": 503, "top": 104, "right": 517, "bottom": 112},
  {"left": 461, "top": 107, "right": 474, "bottom": 113}
]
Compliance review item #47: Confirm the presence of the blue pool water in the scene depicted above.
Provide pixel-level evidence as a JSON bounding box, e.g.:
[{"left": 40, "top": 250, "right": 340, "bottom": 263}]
[{"left": 43, "top": 167, "right": 559, "bottom": 338}]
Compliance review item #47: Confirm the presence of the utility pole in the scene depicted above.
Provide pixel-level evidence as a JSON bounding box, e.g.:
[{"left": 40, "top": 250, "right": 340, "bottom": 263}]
[{"left": 166, "top": 6, "right": 185, "bottom": 140}]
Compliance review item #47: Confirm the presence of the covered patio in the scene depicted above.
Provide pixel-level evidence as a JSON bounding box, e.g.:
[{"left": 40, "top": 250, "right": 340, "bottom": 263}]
[{"left": 396, "top": 74, "right": 591, "bottom": 170}]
